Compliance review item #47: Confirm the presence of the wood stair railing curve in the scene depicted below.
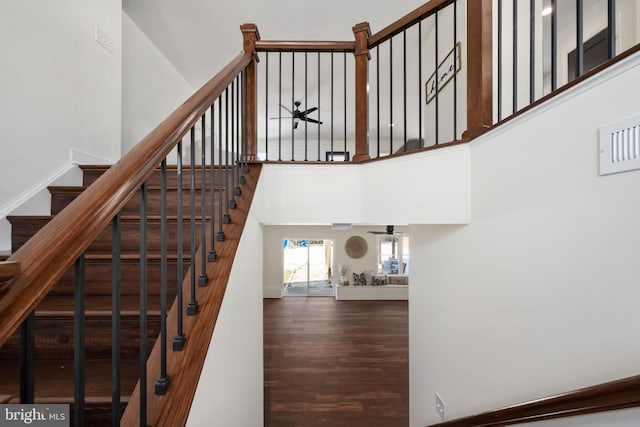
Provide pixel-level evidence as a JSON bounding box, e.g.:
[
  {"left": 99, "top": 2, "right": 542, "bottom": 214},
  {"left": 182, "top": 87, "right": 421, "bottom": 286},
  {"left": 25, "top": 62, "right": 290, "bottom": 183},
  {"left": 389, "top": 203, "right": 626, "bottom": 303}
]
[
  {"left": 0, "top": 51, "right": 252, "bottom": 349},
  {"left": 427, "top": 375, "right": 640, "bottom": 426}
]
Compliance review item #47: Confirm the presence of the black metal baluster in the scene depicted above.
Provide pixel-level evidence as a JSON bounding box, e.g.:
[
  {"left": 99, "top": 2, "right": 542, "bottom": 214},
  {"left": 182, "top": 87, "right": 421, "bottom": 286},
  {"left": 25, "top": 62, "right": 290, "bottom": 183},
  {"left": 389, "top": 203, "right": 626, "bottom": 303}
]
[
  {"left": 389, "top": 38, "right": 393, "bottom": 153},
  {"left": 278, "top": 53, "right": 282, "bottom": 161},
  {"left": 155, "top": 161, "right": 170, "bottom": 395},
  {"left": 139, "top": 181, "right": 148, "bottom": 426},
  {"left": 74, "top": 253, "right": 86, "bottom": 427},
  {"left": 435, "top": 11, "right": 439, "bottom": 145},
  {"left": 304, "top": 51, "right": 308, "bottom": 161},
  {"left": 230, "top": 82, "right": 237, "bottom": 210},
  {"left": 217, "top": 94, "right": 225, "bottom": 243},
  {"left": 530, "top": 0, "right": 535, "bottom": 104},
  {"left": 199, "top": 115, "right": 208, "bottom": 287},
  {"left": 419, "top": 20, "right": 424, "bottom": 144},
  {"left": 317, "top": 52, "right": 321, "bottom": 161},
  {"left": 187, "top": 129, "right": 198, "bottom": 316},
  {"left": 235, "top": 75, "right": 242, "bottom": 195},
  {"left": 453, "top": 2, "right": 458, "bottom": 139},
  {"left": 498, "top": 0, "right": 503, "bottom": 120},
  {"left": 111, "top": 213, "right": 121, "bottom": 425},
  {"left": 19, "top": 311, "right": 35, "bottom": 404},
  {"left": 513, "top": 0, "right": 518, "bottom": 113},
  {"left": 223, "top": 88, "right": 231, "bottom": 224},
  {"left": 343, "top": 51, "right": 347, "bottom": 155},
  {"left": 331, "top": 52, "right": 334, "bottom": 159},
  {"left": 291, "top": 53, "right": 295, "bottom": 161},
  {"left": 551, "top": 0, "right": 557, "bottom": 90},
  {"left": 265, "top": 53, "right": 269, "bottom": 161},
  {"left": 208, "top": 105, "right": 217, "bottom": 263},
  {"left": 576, "top": 0, "right": 584, "bottom": 78},
  {"left": 240, "top": 72, "right": 249, "bottom": 177},
  {"left": 403, "top": 29, "right": 407, "bottom": 150},
  {"left": 376, "top": 45, "right": 380, "bottom": 158},
  {"left": 608, "top": 0, "right": 616, "bottom": 59},
  {"left": 174, "top": 141, "right": 186, "bottom": 350}
]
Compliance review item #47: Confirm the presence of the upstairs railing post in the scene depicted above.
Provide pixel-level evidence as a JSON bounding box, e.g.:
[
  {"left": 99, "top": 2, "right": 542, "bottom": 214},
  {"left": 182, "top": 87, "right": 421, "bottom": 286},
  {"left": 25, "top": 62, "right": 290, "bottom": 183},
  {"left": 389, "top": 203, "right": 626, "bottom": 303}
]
[
  {"left": 352, "top": 22, "right": 371, "bottom": 162},
  {"left": 463, "top": 0, "right": 493, "bottom": 140},
  {"left": 240, "top": 23, "right": 261, "bottom": 162}
]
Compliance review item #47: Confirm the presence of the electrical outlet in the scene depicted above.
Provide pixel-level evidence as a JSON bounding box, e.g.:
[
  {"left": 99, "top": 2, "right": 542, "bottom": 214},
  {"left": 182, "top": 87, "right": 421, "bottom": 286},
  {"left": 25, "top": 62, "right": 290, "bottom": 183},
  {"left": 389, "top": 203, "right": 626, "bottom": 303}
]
[
  {"left": 95, "top": 26, "right": 113, "bottom": 53},
  {"left": 435, "top": 393, "right": 446, "bottom": 421}
]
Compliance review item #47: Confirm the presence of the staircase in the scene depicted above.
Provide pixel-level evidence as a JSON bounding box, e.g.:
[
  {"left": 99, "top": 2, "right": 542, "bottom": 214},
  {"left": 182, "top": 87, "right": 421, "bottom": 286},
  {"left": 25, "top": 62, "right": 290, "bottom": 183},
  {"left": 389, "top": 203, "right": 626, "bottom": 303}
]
[{"left": 0, "top": 163, "right": 258, "bottom": 425}]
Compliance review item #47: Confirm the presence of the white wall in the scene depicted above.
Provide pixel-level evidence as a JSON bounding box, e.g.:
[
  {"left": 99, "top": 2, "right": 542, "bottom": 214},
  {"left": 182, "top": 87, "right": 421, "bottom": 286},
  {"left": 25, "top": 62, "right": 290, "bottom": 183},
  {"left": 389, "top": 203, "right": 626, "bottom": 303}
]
[
  {"left": 263, "top": 225, "right": 406, "bottom": 297},
  {"left": 121, "top": 12, "right": 194, "bottom": 155},
  {"left": 256, "top": 144, "right": 471, "bottom": 226},
  {"left": 187, "top": 196, "right": 264, "bottom": 427},
  {"left": 0, "top": 0, "right": 122, "bottom": 211},
  {"left": 410, "top": 52, "right": 640, "bottom": 426}
]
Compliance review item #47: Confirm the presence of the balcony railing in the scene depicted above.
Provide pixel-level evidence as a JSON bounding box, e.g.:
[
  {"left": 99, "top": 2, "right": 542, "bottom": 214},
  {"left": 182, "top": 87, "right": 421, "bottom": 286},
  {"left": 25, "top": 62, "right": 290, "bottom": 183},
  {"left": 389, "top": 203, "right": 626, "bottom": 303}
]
[{"left": 246, "top": 0, "right": 639, "bottom": 163}]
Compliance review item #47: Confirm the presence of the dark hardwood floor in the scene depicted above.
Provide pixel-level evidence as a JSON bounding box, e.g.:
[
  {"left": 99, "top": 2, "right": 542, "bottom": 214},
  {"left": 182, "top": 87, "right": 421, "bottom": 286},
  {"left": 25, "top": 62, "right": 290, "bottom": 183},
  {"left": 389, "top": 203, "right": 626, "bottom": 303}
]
[{"left": 264, "top": 297, "right": 408, "bottom": 427}]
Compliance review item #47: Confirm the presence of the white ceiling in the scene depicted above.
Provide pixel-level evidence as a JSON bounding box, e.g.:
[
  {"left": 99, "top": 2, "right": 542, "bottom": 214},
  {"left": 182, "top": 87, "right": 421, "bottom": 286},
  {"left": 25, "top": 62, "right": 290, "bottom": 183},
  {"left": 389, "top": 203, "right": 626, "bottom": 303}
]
[{"left": 123, "top": 0, "right": 427, "bottom": 88}]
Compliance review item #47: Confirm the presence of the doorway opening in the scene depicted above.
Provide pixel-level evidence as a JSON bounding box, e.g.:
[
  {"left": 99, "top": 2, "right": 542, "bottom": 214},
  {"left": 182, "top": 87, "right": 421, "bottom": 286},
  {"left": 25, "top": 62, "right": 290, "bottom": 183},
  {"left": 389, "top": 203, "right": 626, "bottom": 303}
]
[{"left": 282, "top": 239, "right": 334, "bottom": 296}]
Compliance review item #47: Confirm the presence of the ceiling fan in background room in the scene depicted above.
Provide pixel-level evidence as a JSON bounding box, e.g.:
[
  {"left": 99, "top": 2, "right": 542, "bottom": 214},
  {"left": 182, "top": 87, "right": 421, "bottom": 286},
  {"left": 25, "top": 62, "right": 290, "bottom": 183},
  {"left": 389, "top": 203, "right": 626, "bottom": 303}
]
[
  {"left": 270, "top": 101, "right": 323, "bottom": 129},
  {"left": 367, "top": 225, "right": 405, "bottom": 236}
]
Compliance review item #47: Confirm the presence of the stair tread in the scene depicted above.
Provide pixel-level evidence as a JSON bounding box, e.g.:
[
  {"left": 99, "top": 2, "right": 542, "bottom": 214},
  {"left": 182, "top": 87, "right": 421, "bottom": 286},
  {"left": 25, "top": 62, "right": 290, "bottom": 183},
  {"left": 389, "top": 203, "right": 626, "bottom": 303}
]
[
  {"left": 48, "top": 185, "right": 225, "bottom": 192},
  {"left": 0, "top": 358, "right": 139, "bottom": 398},
  {"left": 7, "top": 214, "right": 212, "bottom": 221},
  {"left": 80, "top": 164, "right": 232, "bottom": 170},
  {"left": 37, "top": 294, "right": 164, "bottom": 315}
]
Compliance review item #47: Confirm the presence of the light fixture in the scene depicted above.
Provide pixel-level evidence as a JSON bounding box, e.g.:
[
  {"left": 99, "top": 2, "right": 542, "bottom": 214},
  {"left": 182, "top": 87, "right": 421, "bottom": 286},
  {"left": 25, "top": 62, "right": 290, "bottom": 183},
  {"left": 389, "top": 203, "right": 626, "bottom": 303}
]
[
  {"left": 541, "top": 6, "right": 553, "bottom": 16},
  {"left": 331, "top": 223, "right": 352, "bottom": 231}
]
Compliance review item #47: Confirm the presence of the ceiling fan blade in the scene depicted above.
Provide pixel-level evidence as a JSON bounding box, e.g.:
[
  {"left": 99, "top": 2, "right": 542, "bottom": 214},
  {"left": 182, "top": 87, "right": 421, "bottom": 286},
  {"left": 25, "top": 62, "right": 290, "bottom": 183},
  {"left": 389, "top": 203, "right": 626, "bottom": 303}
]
[
  {"left": 302, "top": 106, "right": 318, "bottom": 115},
  {"left": 280, "top": 104, "right": 294, "bottom": 115},
  {"left": 302, "top": 117, "right": 322, "bottom": 125},
  {"left": 269, "top": 116, "right": 293, "bottom": 120}
]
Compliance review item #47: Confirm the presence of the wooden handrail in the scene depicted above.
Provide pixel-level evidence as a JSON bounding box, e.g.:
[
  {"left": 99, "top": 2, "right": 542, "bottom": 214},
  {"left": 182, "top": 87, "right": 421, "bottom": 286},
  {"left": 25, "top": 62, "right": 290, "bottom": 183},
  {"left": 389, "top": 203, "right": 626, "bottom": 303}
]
[
  {"left": 0, "top": 51, "right": 252, "bottom": 348},
  {"left": 0, "top": 261, "right": 20, "bottom": 282},
  {"left": 255, "top": 40, "right": 355, "bottom": 52},
  {"left": 427, "top": 375, "right": 640, "bottom": 427},
  {"left": 369, "top": 0, "right": 456, "bottom": 48}
]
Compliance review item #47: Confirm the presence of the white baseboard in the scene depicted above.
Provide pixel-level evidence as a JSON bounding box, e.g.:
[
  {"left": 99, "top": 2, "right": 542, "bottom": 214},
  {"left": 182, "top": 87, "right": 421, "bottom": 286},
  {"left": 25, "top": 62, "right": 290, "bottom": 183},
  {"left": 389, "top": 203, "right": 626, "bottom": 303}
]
[
  {"left": 71, "top": 148, "right": 116, "bottom": 165},
  {"left": 0, "top": 148, "right": 115, "bottom": 252},
  {"left": 0, "top": 163, "right": 76, "bottom": 219},
  {"left": 263, "top": 288, "right": 282, "bottom": 299}
]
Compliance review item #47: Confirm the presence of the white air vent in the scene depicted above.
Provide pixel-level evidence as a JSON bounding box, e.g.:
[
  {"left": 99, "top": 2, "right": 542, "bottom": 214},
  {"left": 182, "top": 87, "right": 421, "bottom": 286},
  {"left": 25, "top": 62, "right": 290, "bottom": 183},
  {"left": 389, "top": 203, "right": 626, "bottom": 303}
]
[{"left": 599, "top": 115, "right": 640, "bottom": 176}]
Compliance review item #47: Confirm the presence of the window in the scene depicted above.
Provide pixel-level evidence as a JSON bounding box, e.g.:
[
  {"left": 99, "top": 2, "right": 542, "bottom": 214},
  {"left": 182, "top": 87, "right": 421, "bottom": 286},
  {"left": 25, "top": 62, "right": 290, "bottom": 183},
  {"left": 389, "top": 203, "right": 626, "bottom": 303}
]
[{"left": 377, "top": 235, "right": 409, "bottom": 275}]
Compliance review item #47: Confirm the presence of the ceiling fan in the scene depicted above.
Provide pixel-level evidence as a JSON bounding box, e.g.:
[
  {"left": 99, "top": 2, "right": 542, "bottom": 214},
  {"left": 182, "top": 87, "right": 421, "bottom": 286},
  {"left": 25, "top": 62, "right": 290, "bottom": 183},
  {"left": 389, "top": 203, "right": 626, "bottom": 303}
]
[
  {"left": 271, "top": 101, "right": 323, "bottom": 129},
  {"left": 367, "top": 225, "right": 405, "bottom": 236}
]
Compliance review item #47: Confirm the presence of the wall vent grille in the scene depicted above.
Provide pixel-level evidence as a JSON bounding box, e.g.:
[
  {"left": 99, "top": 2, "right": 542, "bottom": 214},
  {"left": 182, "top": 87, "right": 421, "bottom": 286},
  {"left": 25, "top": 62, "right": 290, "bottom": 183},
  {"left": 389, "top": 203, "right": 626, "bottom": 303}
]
[{"left": 599, "top": 115, "right": 640, "bottom": 176}]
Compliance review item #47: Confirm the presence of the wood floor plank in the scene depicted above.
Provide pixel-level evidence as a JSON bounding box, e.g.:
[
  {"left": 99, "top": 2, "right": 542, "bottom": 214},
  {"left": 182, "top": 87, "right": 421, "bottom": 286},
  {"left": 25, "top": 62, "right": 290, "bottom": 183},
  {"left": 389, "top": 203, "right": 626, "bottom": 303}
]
[{"left": 264, "top": 297, "right": 408, "bottom": 427}]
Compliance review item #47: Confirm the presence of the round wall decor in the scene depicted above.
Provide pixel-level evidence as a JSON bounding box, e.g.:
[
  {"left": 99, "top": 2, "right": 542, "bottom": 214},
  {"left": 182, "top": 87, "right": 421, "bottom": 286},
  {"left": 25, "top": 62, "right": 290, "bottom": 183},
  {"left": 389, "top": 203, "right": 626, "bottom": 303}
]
[{"left": 345, "top": 235, "right": 368, "bottom": 259}]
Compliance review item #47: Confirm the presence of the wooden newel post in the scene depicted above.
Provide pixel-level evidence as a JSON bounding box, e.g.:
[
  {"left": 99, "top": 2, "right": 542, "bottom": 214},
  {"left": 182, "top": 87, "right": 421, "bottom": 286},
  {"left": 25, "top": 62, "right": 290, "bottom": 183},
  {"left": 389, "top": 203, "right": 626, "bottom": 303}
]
[
  {"left": 240, "top": 23, "right": 261, "bottom": 162},
  {"left": 352, "top": 22, "right": 371, "bottom": 162},
  {"left": 463, "top": 0, "right": 493, "bottom": 140}
]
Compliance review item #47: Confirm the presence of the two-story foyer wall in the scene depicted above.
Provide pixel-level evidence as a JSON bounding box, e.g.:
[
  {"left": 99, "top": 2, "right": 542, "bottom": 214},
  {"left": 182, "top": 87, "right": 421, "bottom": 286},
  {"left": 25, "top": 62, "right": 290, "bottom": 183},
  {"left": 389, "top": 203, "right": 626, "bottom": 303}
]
[
  {"left": 0, "top": 0, "right": 123, "bottom": 251},
  {"left": 410, "top": 49, "right": 640, "bottom": 426}
]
